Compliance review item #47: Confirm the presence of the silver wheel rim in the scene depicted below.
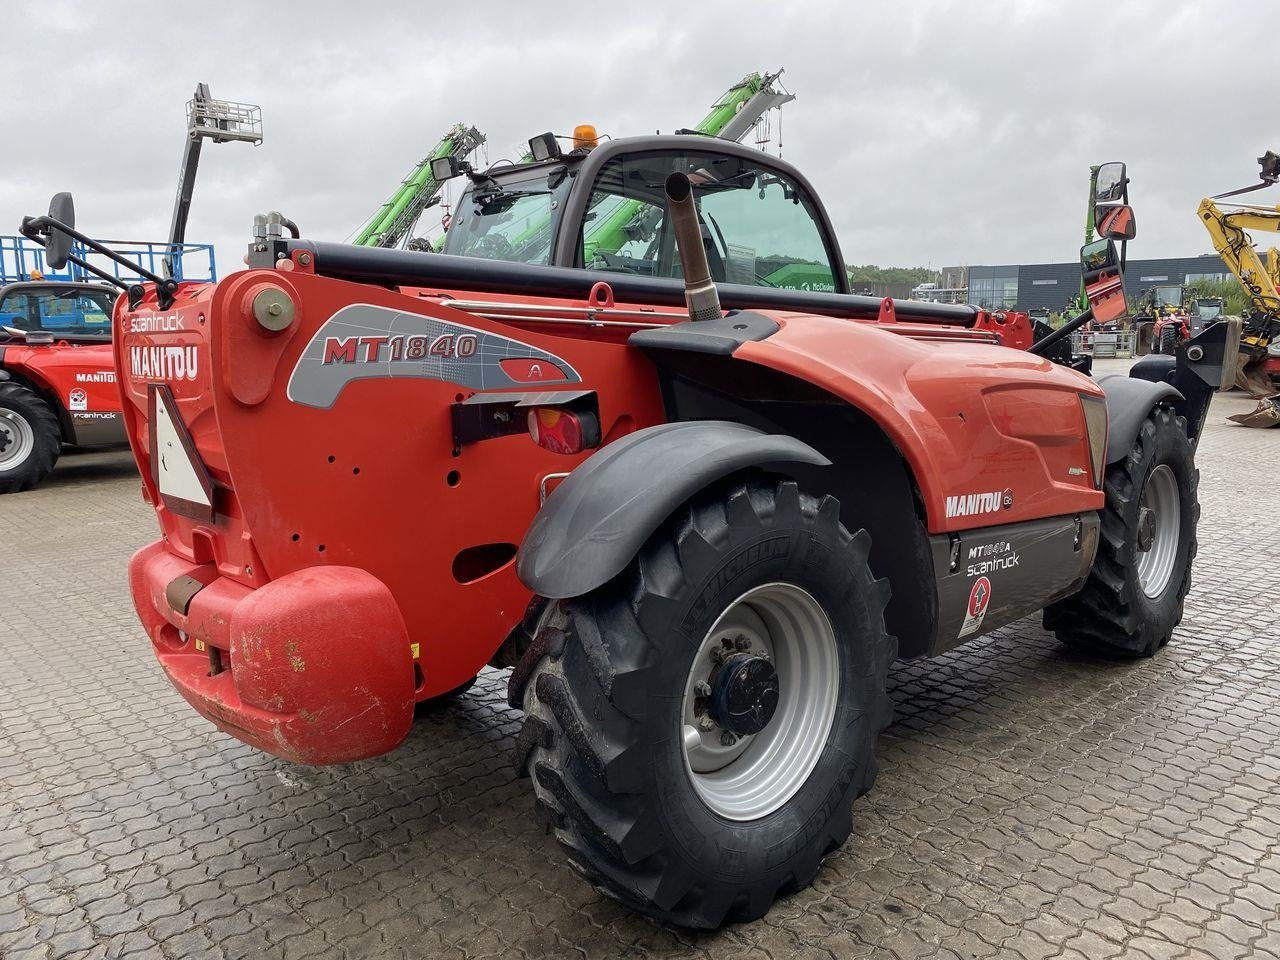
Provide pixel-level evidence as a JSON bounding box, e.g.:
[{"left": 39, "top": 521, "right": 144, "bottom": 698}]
[
  {"left": 0, "top": 407, "right": 34, "bottom": 472},
  {"left": 1136, "top": 464, "right": 1180, "bottom": 598},
  {"left": 680, "top": 582, "right": 839, "bottom": 821}
]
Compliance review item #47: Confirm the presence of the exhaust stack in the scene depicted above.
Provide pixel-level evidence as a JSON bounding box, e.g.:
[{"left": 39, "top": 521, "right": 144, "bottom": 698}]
[{"left": 664, "top": 172, "right": 722, "bottom": 322}]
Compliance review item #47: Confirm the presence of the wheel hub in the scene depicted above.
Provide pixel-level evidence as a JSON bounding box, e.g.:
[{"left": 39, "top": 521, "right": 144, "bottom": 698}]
[
  {"left": 0, "top": 409, "right": 35, "bottom": 471},
  {"left": 1134, "top": 464, "right": 1181, "bottom": 599},
  {"left": 679, "top": 582, "right": 840, "bottom": 821},
  {"left": 708, "top": 653, "right": 779, "bottom": 735},
  {"left": 1136, "top": 506, "right": 1156, "bottom": 552}
]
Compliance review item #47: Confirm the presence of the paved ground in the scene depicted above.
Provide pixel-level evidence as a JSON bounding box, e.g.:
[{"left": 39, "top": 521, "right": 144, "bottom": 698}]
[{"left": 2, "top": 390, "right": 1279, "bottom": 960}]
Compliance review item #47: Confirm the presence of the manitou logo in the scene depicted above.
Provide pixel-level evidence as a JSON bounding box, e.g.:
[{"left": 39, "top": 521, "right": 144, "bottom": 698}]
[
  {"left": 75, "top": 371, "right": 116, "bottom": 383},
  {"left": 129, "top": 345, "right": 198, "bottom": 382},
  {"left": 945, "top": 489, "right": 1013, "bottom": 518},
  {"left": 321, "top": 333, "right": 478, "bottom": 364}
]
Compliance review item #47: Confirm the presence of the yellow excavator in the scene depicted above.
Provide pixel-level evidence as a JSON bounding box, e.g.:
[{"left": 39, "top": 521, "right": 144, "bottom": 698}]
[{"left": 1196, "top": 151, "right": 1280, "bottom": 426}]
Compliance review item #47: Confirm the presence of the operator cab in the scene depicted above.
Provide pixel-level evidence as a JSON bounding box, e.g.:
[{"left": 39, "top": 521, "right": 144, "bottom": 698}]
[
  {"left": 0, "top": 282, "right": 116, "bottom": 344},
  {"left": 437, "top": 135, "right": 847, "bottom": 294},
  {"left": 1190, "top": 296, "right": 1224, "bottom": 334},
  {"left": 1151, "top": 284, "right": 1186, "bottom": 311}
]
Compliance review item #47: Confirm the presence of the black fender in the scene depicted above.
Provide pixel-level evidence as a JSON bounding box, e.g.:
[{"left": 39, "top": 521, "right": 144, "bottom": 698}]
[
  {"left": 516, "top": 421, "right": 830, "bottom": 599},
  {"left": 1096, "top": 374, "right": 1182, "bottom": 464}
]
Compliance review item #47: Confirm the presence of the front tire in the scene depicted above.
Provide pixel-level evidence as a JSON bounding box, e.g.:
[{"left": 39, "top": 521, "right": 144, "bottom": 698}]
[
  {"left": 0, "top": 381, "right": 61, "bottom": 494},
  {"left": 1044, "top": 406, "right": 1198, "bottom": 657},
  {"left": 1157, "top": 325, "right": 1179, "bottom": 356},
  {"left": 513, "top": 478, "right": 894, "bottom": 928}
]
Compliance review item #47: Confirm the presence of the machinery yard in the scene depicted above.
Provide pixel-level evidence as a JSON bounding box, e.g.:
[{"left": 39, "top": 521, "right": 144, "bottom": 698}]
[
  {"left": 6, "top": 3, "right": 1280, "bottom": 957},
  {"left": 2, "top": 382, "right": 1277, "bottom": 958}
]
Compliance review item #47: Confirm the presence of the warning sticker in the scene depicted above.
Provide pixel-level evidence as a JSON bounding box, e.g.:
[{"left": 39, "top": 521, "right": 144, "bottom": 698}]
[
  {"left": 959, "top": 576, "right": 992, "bottom": 638},
  {"left": 69, "top": 388, "right": 88, "bottom": 412}
]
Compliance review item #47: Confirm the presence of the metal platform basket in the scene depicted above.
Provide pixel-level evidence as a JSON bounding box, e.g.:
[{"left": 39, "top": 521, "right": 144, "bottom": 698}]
[{"left": 187, "top": 83, "right": 262, "bottom": 145}]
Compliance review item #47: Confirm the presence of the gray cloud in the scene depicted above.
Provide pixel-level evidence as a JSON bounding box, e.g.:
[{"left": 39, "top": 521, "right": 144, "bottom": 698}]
[{"left": 4, "top": 0, "right": 1277, "bottom": 275}]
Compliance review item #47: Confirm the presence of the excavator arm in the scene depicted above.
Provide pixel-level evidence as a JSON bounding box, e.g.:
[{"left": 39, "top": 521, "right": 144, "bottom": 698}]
[
  {"left": 1197, "top": 197, "right": 1280, "bottom": 315},
  {"left": 1196, "top": 196, "right": 1280, "bottom": 401}
]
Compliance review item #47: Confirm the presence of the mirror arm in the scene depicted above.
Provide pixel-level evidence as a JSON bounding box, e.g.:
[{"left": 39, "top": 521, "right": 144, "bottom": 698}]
[
  {"left": 1120, "top": 183, "right": 1130, "bottom": 270},
  {"left": 1028, "top": 307, "right": 1094, "bottom": 357},
  {"left": 18, "top": 218, "right": 131, "bottom": 292},
  {"left": 21, "top": 215, "right": 178, "bottom": 309}
]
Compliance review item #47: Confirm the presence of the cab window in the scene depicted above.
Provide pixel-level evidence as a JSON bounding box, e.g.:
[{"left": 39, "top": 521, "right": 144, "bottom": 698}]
[
  {"left": 0, "top": 287, "right": 116, "bottom": 339},
  {"left": 580, "top": 150, "right": 838, "bottom": 292}
]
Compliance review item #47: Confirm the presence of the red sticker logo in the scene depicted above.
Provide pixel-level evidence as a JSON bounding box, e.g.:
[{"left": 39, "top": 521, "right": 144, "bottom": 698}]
[
  {"left": 959, "top": 575, "right": 993, "bottom": 639},
  {"left": 968, "top": 576, "right": 992, "bottom": 617}
]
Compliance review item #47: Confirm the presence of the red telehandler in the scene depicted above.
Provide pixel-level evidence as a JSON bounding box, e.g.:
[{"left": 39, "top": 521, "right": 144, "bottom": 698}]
[{"left": 23, "top": 141, "right": 1236, "bottom": 928}]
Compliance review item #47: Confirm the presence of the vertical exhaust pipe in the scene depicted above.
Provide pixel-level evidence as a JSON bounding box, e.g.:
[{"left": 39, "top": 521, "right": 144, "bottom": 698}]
[{"left": 665, "top": 172, "right": 722, "bottom": 322}]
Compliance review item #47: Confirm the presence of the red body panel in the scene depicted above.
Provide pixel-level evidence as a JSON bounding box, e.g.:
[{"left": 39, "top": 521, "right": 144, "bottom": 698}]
[
  {"left": 117, "top": 263, "right": 1105, "bottom": 763},
  {"left": 3, "top": 340, "right": 125, "bottom": 444},
  {"left": 734, "top": 317, "right": 1105, "bottom": 531}
]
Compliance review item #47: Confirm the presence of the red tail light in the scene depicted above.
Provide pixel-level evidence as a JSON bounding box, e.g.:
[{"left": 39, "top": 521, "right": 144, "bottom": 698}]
[{"left": 527, "top": 407, "right": 600, "bottom": 455}]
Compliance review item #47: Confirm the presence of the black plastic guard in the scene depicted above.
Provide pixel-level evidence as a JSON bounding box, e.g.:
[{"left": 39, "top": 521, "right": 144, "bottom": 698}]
[
  {"left": 516, "top": 421, "right": 830, "bottom": 599},
  {"left": 628, "top": 312, "right": 779, "bottom": 356},
  {"left": 1095, "top": 374, "right": 1182, "bottom": 464}
]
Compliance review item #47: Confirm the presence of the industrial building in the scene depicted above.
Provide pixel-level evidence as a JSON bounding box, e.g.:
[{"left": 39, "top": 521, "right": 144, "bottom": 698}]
[{"left": 965, "top": 254, "right": 1233, "bottom": 312}]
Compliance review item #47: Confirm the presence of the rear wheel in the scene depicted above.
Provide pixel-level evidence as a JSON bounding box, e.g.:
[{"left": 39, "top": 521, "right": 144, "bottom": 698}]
[
  {"left": 1157, "top": 325, "right": 1179, "bottom": 356},
  {"left": 0, "top": 381, "right": 61, "bottom": 494},
  {"left": 1044, "top": 406, "right": 1197, "bottom": 657},
  {"left": 513, "top": 478, "right": 895, "bottom": 928}
]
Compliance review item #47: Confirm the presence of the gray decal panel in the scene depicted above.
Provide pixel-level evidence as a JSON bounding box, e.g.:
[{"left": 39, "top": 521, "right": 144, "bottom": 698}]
[
  {"left": 928, "top": 513, "right": 1100, "bottom": 656},
  {"left": 287, "top": 303, "right": 582, "bottom": 409}
]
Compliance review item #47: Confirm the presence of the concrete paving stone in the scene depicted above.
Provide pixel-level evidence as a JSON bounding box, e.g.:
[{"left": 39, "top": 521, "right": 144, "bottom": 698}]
[{"left": 2, "top": 395, "right": 1279, "bottom": 957}]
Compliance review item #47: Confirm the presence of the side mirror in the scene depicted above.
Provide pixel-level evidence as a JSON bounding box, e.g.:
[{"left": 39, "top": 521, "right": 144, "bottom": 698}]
[
  {"left": 1094, "top": 162, "right": 1127, "bottom": 203},
  {"left": 528, "top": 132, "right": 562, "bottom": 163},
  {"left": 430, "top": 156, "right": 463, "bottom": 182},
  {"left": 44, "top": 191, "right": 76, "bottom": 270},
  {"left": 1096, "top": 202, "right": 1137, "bottom": 241},
  {"left": 1080, "top": 237, "right": 1128, "bottom": 323}
]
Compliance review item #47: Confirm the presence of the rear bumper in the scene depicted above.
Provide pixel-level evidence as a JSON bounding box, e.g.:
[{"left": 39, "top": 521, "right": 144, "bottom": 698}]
[{"left": 129, "top": 541, "right": 415, "bottom": 764}]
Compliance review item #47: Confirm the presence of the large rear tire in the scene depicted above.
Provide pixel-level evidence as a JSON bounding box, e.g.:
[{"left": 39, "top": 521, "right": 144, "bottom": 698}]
[
  {"left": 512, "top": 477, "right": 894, "bottom": 928},
  {"left": 1044, "top": 406, "right": 1197, "bottom": 657},
  {"left": 0, "top": 381, "right": 61, "bottom": 494}
]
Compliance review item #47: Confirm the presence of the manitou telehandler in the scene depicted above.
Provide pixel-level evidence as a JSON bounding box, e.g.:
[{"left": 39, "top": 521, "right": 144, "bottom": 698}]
[{"left": 24, "top": 141, "right": 1237, "bottom": 928}]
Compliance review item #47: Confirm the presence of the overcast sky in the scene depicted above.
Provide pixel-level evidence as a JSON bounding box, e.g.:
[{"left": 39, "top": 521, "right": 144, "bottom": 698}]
[{"left": 4, "top": 0, "right": 1278, "bottom": 276}]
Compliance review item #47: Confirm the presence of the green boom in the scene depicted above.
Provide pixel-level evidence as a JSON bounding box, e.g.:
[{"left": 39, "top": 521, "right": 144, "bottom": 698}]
[
  {"left": 579, "top": 72, "right": 779, "bottom": 261},
  {"left": 355, "top": 124, "right": 485, "bottom": 247}
]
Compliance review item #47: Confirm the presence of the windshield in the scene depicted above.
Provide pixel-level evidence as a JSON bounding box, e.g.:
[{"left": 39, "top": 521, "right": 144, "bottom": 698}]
[
  {"left": 0, "top": 286, "right": 116, "bottom": 339},
  {"left": 1153, "top": 286, "right": 1184, "bottom": 308},
  {"left": 578, "top": 150, "right": 838, "bottom": 291},
  {"left": 440, "top": 168, "right": 570, "bottom": 265},
  {"left": 1195, "top": 300, "right": 1222, "bottom": 319}
]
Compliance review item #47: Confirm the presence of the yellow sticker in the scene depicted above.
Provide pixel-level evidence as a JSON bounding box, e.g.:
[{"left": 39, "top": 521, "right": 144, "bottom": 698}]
[
  {"left": 195, "top": 638, "right": 206, "bottom": 652},
  {"left": 410, "top": 643, "right": 420, "bottom": 659}
]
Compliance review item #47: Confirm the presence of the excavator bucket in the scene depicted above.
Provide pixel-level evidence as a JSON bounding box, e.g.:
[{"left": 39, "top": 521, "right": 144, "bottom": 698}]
[
  {"left": 1228, "top": 396, "right": 1280, "bottom": 428},
  {"left": 1235, "top": 354, "right": 1278, "bottom": 398}
]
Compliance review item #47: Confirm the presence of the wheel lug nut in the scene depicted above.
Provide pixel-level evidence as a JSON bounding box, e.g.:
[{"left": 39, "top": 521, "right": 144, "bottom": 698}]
[
  {"left": 698, "top": 716, "right": 716, "bottom": 731},
  {"left": 720, "top": 731, "right": 738, "bottom": 746},
  {"left": 695, "top": 681, "right": 711, "bottom": 696}
]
